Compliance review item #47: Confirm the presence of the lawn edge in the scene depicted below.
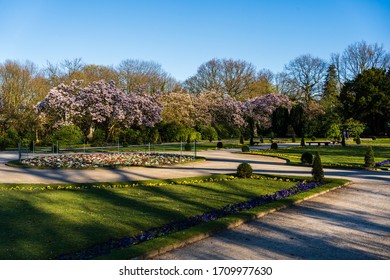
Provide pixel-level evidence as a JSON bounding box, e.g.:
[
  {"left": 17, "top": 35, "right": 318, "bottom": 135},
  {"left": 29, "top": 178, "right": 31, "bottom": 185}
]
[
  {"left": 244, "top": 152, "right": 389, "bottom": 171},
  {"left": 133, "top": 181, "right": 352, "bottom": 260}
]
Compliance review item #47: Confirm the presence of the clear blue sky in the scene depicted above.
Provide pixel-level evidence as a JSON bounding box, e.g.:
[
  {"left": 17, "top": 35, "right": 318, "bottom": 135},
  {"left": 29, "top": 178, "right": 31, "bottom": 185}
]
[{"left": 0, "top": 0, "right": 389, "bottom": 81}]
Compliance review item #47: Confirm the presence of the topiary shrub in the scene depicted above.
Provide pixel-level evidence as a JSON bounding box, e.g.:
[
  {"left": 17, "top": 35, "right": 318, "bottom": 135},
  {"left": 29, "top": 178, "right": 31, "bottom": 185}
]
[
  {"left": 292, "top": 134, "right": 296, "bottom": 143},
  {"left": 259, "top": 135, "right": 264, "bottom": 143},
  {"left": 364, "top": 146, "right": 375, "bottom": 168},
  {"left": 239, "top": 135, "right": 244, "bottom": 145},
  {"left": 271, "top": 142, "right": 278, "bottom": 150},
  {"left": 311, "top": 136, "right": 316, "bottom": 141},
  {"left": 341, "top": 134, "right": 346, "bottom": 146},
  {"left": 237, "top": 162, "right": 253, "bottom": 178},
  {"left": 301, "top": 137, "right": 305, "bottom": 147},
  {"left": 217, "top": 141, "right": 223, "bottom": 148},
  {"left": 241, "top": 145, "right": 250, "bottom": 152},
  {"left": 372, "top": 136, "right": 377, "bottom": 140},
  {"left": 311, "top": 152, "right": 324, "bottom": 182},
  {"left": 355, "top": 135, "right": 361, "bottom": 144},
  {"left": 301, "top": 152, "right": 313, "bottom": 164}
]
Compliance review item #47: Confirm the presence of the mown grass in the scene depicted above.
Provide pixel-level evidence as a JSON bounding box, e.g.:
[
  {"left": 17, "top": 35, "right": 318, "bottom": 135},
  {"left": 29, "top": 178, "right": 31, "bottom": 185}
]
[
  {"left": 250, "top": 144, "right": 390, "bottom": 168},
  {"left": 0, "top": 174, "right": 347, "bottom": 260}
]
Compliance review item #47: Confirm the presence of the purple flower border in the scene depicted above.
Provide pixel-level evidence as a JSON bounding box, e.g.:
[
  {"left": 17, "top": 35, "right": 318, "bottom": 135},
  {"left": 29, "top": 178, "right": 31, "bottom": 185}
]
[
  {"left": 58, "top": 180, "right": 323, "bottom": 260},
  {"left": 375, "top": 159, "right": 390, "bottom": 167}
]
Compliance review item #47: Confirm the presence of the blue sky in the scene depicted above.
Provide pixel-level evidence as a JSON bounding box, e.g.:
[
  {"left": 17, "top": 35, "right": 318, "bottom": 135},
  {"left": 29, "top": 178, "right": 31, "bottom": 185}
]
[{"left": 0, "top": 0, "right": 389, "bottom": 81}]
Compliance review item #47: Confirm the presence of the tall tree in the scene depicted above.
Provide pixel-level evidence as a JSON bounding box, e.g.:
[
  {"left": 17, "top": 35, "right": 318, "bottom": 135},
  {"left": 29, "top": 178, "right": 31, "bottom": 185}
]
[
  {"left": 117, "top": 59, "right": 177, "bottom": 94},
  {"left": 340, "top": 68, "right": 390, "bottom": 135},
  {"left": 341, "top": 41, "right": 390, "bottom": 80},
  {"left": 284, "top": 54, "right": 328, "bottom": 102},
  {"left": 289, "top": 103, "right": 305, "bottom": 137},
  {"left": 246, "top": 69, "right": 275, "bottom": 99},
  {"left": 37, "top": 80, "right": 163, "bottom": 139},
  {"left": 322, "top": 64, "right": 340, "bottom": 112},
  {"left": 0, "top": 60, "right": 49, "bottom": 135},
  {"left": 183, "top": 58, "right": 256, "bottom": 99},
  {"left": 242, "top": 93, "right": 291, "bottom": 139}
]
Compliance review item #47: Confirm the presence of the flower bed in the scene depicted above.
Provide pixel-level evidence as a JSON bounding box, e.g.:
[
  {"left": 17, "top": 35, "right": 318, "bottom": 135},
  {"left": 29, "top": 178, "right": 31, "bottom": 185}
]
[
  {"left": 375, "top": 159, "right": 390, "bottom": 167},
  {"left": 58, "top": 179, "right": 323, "bottom": 260},
  {"left": 20, "top": 152, "right": 195, "bottom": 168}
]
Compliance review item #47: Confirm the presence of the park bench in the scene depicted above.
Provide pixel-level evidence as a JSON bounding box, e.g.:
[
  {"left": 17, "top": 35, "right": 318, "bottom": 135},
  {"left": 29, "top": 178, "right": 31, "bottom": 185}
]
[
  {"left": 271, "top": 139, "right": 288, "bottom": 144},
  {"left": 306, "top": 141, "right": 332, "bottom": 146}
]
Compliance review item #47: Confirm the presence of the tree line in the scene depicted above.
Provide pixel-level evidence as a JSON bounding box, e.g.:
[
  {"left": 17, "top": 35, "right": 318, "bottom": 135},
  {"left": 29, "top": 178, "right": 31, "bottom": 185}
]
[{"left": 0, "top": 40, "right": 389, "bottom": 148}]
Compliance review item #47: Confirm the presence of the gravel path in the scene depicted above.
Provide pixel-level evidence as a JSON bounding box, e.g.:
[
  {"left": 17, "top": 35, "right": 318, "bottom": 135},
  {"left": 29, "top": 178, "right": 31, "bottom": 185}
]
[{"left": 0, "top": 149, "right": 389, "bottom": 259}]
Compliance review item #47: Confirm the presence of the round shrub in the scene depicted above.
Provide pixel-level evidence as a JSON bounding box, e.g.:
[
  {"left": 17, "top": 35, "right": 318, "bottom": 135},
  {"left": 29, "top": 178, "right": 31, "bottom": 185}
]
[
  {"left": 217, "top": 141, "right": 223, "bottom": 148},
  {"left": 372, "top": 136, "right": 377, "bottom": 140},
  {"left": 301, "top": 151, "right": 313, "bottom": 164},
  {"left": 355, "top": 135, "right": 361, "bottom": 144},
  {"left": 311, "top": 136, "right": 316, "bottom": 141},
  {"left": 271, "top": 142, "right": 278, "bottom": 150},
  {"left": 241, "top": 145, "right": 250, "bottom": 152},
  {"left": 237, "top": 162, "right": 253, "bottom": 178}
]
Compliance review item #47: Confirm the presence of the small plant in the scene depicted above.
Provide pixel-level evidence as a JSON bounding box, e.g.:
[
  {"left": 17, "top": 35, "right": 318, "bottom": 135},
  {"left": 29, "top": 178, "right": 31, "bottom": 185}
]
[
  {"left": 311, "top": 152, "right": 324, "bottom": 182},
  {"left": 271, "top": 142, "right": 278, "bottom": 150},
  {"left": 217, "top": 141, "right": 223, "bottom": 148},
  {"left": 259, "top": 135, "right": 264, "bottom": 143},
  {"left": 239, "top": 135, "right": 244, "bottom": 145},
  {"left": 372, "top": 136, "right": 377, "bottom": 140},
  {"left": 301, "top": 152, "right": 313, "bottom": 164},
  {"left": 292, "top": 134, "right": 296, "bottom": 143},
  {"left": 241, "top": 145, "right": 250, "bottom": 152},
  {"left": 236, "top": 162, "right": 253, "bottom": 178},
  {"left": 355, "top": 135, "right": 361, "bottom": 144},
  {"left": 300, "top": 137, "right": 305, "bottom": 147},
  {"left": 311, "top": 136, "right": 316, "bottom": 141},
  {"left": 364, "top": 146, "right": 375, "bottom": 168}
]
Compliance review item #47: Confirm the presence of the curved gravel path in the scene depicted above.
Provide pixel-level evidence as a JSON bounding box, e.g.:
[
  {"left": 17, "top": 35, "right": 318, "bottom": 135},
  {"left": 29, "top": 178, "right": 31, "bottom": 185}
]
[{"left": 0, "top": 149, "right": 389, "bottom": 259}]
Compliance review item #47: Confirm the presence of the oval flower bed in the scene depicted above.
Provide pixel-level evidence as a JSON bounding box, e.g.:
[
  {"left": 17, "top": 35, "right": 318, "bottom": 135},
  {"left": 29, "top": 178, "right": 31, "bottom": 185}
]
[{"left": 20, "top": 153, "right": 195, "bottom": 168}]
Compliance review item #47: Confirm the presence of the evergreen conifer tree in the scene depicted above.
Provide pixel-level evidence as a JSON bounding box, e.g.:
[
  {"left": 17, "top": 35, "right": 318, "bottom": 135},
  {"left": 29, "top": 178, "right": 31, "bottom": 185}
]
[
  {"left": 312, "top": 152, "right": 324, "bottom": 182},
  {"left": 300, "top": 137, "right": 305, "bottom": 147},
  {"left": 364, "top": 146, "right": 375, "bottom": 168}
]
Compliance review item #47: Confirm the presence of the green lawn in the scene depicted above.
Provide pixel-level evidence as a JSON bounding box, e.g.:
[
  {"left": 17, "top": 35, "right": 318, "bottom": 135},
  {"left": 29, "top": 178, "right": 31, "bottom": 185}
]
[
  {"left": 0, "top": 174, "right": 346, "bottom": 259},
  {"left": 250, "top": 143, "right": 390, "bottom": 168}
]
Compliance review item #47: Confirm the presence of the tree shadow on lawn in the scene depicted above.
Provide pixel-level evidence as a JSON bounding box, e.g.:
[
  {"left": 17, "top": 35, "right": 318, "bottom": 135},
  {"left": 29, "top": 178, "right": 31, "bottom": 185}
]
[
  {"left": 275, "top": 145, "right": 390, "bottom": 157},
  {"left": 0, "top": 187, "right": 209, "bottom": 259},
  {"left": 0, "top": 176, "right": 302, "bottom": 260}
]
